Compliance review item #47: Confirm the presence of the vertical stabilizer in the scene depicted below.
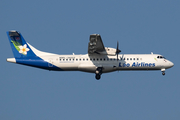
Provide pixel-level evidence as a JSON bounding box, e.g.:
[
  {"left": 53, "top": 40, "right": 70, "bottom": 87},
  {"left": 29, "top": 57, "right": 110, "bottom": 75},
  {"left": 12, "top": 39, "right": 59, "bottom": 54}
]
[{"left": 7, "top": 30, "right": 36, "bottom": 58}]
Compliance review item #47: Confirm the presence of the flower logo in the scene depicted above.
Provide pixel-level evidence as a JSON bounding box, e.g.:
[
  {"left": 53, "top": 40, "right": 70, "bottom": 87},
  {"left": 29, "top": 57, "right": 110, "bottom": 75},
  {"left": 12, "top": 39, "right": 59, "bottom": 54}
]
[{"left": 19, "top": 44, "right": 30, "bottom": 55}]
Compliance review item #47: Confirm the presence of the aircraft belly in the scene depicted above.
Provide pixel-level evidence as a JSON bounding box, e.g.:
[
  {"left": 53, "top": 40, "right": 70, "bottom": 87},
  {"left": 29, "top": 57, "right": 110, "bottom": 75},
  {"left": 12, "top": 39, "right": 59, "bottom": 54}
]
[
  {"left": 57, "top": 63, "right": 79, "bottom": 71},
  {"left": 16, "top": 58, "right": 62, "bottom": 71},
  {"left": 78, "top": 64, "right": 96, "bottom": 73},
  {"left": 78, "top": 63, "right": 118, "bottom": 73},
  {"left": 117, "top": 67, "right": 160, "bottom": 71},
  {"left": 102, "top": 65, "right": 117, "bottom": 73}
]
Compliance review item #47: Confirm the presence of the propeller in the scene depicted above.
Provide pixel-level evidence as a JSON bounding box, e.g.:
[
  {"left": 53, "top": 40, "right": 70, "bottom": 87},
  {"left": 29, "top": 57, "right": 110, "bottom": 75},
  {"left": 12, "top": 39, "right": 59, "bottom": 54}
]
[{"left": 116, "top": 41, "right": 121, "bottom": 60}]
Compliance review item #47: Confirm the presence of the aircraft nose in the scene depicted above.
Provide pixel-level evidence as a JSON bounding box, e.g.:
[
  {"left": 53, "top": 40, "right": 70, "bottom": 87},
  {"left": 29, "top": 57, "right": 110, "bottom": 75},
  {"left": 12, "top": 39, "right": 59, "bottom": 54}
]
[{"left": 169, "top": 61, "right": 174, "bottom": 68}]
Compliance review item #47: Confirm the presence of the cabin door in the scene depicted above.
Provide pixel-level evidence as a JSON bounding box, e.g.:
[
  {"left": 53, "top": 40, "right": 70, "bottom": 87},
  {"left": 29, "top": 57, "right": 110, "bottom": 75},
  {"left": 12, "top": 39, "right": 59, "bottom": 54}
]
[{"left": 48, "top": 59, "right": 53, "bottom": 67}]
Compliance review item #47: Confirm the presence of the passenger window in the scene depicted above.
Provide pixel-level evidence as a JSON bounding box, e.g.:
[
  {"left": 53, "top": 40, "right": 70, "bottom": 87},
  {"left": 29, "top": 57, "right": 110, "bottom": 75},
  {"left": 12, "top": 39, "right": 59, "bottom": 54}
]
[
  {"left": 83, "top": 59, "right": 85, "bottom": 61},
  {"left": 130, "top": 58, "right": 132, "bottom": 60},
  {"left": 86, "top": 59, "right": 88, "bottom": 61},
  {"left": 76, "top": 59, "right": 78, "bottom": 61},
  {"left": 69, "top": 59, "right": 71, "bottom": 61},
  {"left": 60, "top": 59, "right": 61, "bottom": 61},
  {"left": 97, "top": 58, "right": 99, "bottom": 61},
  {"left": 79, "top": 59, "right": 81, "bottom": 61},
  {"left": 127, "top": 58, "right": 129, "bottom": 60},
  {"left": 104, "top": 58, "right": 106, "bottom": 61},
  {"left": 100, "top": 58, "right": 102, "bottom": 61},
  {"left": 133, "top": 58, "right": 135, "bottom": 60},
  {"left": 137, "top": 58, "right": 139, "bottom": 60},
  {"left": 93, "top": 58, "right": 95, "bottom": 61}
]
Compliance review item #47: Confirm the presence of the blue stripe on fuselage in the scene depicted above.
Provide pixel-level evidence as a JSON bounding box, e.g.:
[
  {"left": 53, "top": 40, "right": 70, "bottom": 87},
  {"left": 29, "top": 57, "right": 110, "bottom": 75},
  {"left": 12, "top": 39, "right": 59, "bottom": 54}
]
[{"left": 16, "top": 57, "right": 63, "bottom": 71}]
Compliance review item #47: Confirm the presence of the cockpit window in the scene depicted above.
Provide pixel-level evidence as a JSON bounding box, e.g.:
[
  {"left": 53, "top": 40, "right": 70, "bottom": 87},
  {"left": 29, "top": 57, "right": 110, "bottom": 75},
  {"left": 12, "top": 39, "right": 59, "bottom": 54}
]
[{"left": 157, "top": 56, "right": 166, "bottom": 59}]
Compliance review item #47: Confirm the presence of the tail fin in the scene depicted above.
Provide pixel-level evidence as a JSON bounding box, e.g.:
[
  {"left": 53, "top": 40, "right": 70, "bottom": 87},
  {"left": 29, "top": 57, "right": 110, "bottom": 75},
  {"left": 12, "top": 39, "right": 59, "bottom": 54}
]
[{"left": 7, "top": 30, "right": 36, "bottom": 58}]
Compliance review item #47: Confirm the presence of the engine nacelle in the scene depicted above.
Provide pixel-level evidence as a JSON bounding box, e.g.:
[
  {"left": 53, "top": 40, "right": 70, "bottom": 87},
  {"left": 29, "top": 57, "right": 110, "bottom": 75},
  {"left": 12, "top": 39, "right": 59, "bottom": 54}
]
[
  {"left": 98, "top": 47, "right": 116, "bottom": 55},
  {"left": 105, "top": 47, "right": 116, "bottom": 55}
]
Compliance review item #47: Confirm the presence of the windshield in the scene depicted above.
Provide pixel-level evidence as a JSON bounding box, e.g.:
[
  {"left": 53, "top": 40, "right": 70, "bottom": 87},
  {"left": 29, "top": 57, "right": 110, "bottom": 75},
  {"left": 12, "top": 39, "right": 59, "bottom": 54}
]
[{"left": 157, "top": 56, "right": 166, "bottom": 59}]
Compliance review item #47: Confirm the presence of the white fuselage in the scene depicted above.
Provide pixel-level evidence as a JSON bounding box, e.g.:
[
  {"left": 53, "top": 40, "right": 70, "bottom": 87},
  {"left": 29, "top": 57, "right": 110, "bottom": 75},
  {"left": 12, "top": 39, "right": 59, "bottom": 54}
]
[
  {"left": 38, "top": 53, "right": 174, "bottom": 73},
  {"left": 6, "top": 30, "right": 174, "bottom": 79}
]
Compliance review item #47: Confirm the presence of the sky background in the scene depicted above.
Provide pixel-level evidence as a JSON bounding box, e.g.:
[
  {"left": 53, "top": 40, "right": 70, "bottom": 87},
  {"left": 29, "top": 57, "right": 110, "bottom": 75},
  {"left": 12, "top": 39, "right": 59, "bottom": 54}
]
[{"left": 1, "top": 0, "right": 180, "bottom": 120}]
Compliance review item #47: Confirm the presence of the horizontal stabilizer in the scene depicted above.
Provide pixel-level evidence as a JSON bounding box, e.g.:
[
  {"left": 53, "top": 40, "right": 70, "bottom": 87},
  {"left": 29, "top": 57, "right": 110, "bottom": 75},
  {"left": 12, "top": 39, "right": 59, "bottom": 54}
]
[{"left": 6, "top": 58, "right": 16, "bottom": 63}]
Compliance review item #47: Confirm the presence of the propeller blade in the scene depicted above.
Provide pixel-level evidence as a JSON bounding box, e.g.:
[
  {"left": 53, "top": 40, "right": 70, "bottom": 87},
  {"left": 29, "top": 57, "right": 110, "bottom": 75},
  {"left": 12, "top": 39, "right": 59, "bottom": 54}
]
[
  {"left": 116, "top": 41, "right": 121, "bottom": 60},
  {"left": 116, "top": 41, "right": 121, "bottom": 54}
]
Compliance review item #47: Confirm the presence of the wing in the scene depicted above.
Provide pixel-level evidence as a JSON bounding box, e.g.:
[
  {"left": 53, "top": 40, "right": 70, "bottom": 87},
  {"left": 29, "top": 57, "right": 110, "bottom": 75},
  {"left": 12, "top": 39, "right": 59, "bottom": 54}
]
[{"left": 88, "top": 34, "right": 106, "bottom": 54}]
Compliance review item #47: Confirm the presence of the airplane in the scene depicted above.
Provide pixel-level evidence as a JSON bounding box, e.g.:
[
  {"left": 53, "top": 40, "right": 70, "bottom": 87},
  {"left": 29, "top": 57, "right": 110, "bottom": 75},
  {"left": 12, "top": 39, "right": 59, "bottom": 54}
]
[{"left": 6, "top": 30, "right": 174, "bottom": 80}]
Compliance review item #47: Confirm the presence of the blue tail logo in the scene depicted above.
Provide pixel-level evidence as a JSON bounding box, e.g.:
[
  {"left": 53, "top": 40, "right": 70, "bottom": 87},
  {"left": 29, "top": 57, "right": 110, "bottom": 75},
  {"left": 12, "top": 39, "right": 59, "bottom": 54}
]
[
  {"left": 11, "top": 39, "right": 30, "bottom": 55},
  {"left": 7, "top": 31, "right": 36, "bottom": 58}
]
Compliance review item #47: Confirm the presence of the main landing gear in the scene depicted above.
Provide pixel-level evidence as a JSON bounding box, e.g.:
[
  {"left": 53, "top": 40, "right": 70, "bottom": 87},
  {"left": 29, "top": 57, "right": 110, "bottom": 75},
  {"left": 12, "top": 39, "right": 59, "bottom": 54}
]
[{"left": 95, "top": 67, "right": 102, "bottom": 80}]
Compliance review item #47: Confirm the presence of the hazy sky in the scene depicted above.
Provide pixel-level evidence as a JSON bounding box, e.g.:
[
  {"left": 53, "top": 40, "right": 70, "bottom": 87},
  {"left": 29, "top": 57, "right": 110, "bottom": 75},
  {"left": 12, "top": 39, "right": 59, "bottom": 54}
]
[{"left": 1, "top": 0, "right": 180, "bottom": 120}]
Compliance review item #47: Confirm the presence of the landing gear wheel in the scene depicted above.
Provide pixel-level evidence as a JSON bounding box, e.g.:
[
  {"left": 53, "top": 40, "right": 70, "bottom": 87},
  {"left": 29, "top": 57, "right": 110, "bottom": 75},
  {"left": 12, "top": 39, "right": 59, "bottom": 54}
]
[
  {"left": 95, "top": 74, "right": 101, "bottom": 80},
  {"left": 162, "top": 72, "right": 165, "bottom": 76},
  {"left": 95, "top": 67, "right": 103, "bottom": 80}
]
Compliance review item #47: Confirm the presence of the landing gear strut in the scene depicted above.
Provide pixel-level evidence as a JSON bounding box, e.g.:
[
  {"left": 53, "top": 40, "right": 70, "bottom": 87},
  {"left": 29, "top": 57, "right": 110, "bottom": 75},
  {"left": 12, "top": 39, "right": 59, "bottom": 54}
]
[
  {"left": 95, "top": 67, "right": 102, "bottom": 80},
  {"left": 161, "top": 68, "right": 165, "bottom": 76}
]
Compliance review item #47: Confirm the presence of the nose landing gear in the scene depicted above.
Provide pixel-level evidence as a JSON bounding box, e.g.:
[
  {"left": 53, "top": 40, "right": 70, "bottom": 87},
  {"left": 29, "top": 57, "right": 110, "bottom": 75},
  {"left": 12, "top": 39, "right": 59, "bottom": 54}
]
[
  {"left": 162, "top": 71, "right": 165, "bottom": 76},
  {"left": 161, "top": 68, "right": 165, "bottom": 76},
  {"left": 95, "top": 67, "right": 103, "bottom": 80}
]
